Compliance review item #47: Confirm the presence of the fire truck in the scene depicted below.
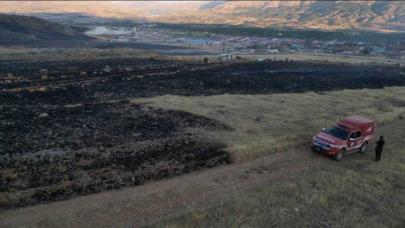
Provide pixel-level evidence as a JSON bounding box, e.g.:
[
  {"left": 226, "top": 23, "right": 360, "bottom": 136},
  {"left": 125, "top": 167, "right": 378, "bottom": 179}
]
[{"left": 312, "top": 116, "right": 375, "bottom": 161}]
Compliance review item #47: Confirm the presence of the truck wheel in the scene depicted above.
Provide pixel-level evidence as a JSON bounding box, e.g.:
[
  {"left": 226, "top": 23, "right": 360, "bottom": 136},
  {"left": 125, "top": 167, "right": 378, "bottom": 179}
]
[
  {"left": 359, "top": 143, "right": 367, "bottom": 153},
  {"left": 311, "top": 146, "right": 317, "bottom": 153},
  {"left": 333, "top": 149, "right": 344, "bottom": 161}
]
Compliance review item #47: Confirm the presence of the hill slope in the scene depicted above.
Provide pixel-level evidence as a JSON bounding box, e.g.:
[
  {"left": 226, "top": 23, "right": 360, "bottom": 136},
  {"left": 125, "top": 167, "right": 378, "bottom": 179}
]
[
  {"left": 0, "top": 1, "right": 405, "bottom": 32},
  {"left": 0, "top": 14, "right": 90, "bottom": 45},
  {"left": 163, "top": 1, "right": 405, "bottom": 32},
  {"left": 0, "top": 1, "right": 142, "bottom": 19}
]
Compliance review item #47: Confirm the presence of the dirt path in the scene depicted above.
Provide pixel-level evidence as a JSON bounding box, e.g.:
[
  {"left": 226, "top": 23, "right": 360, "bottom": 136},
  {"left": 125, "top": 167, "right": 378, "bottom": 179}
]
[{"left": 0, "top": 142, "right": 323, "bottom": 228}]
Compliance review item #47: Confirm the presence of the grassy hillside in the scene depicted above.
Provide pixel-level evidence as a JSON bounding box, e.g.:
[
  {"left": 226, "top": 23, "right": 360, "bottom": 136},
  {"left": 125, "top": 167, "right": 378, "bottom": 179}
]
[
  {"left": 138, "top": 87, "right": 405, "bottom": 227},
  {"left": 153, "top": 141, "right": 405, "bottom": 227},
  {"left": 137, "top": 87, "right": 405, "bottom": 161}
]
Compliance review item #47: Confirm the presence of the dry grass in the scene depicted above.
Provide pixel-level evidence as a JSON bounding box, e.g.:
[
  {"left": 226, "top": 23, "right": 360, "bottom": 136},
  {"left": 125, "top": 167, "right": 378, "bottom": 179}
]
[
  {"left": 134, "top": 87, "right": 405, "bottom": 161},
  {"left": 140, "top": 87, "right": 405, "bottom": 227},
  {"left": 149, "top": 115, "right": 405, "bottom": 228},
  {"left": 238, "top": 52, "right": 405, "bottom": 65},
  {"left": 153, "top": 150, "right": 405, "bottom": 227},
  {"left": 173, "top": 52, "right": 404, "bottom": 66}
]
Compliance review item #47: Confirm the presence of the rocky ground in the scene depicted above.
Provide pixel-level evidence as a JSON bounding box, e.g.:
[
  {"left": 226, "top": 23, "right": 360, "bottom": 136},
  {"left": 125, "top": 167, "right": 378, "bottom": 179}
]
[{"left": 1, "top": 57, "right": 404, "bottom": 209}]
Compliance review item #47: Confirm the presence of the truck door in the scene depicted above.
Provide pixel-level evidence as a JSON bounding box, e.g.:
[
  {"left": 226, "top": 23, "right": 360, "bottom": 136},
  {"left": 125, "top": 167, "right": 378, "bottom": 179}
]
[{"left": 347, "top": 131, "right": 362, "bottom": 150}]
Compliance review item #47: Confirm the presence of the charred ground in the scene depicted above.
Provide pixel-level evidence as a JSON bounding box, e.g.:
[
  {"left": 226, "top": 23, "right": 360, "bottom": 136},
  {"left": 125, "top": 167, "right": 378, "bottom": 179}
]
[
  {"left": 0, "top": 100, "right": 230, "bottom": 208},
  {"left": 1, "top": 58, "right": 405, "bottom": 208},
  {"left": 1, "top": 59, "right": 405, "bottom": 105}
]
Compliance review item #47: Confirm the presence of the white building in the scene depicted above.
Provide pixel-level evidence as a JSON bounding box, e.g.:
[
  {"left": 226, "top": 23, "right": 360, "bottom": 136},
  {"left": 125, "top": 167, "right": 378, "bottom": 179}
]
[
  {"left": 267, "top": 49, "right": 279, "bottom": 54},
  {"left": 218, "top": 54, "right": 231, "bottom": 61}
]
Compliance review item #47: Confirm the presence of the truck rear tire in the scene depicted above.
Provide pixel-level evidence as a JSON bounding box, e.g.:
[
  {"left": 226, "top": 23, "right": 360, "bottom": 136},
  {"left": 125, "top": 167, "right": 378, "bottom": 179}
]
[
  {"left": 359, "top": 142, "right": 367, "bottom": 153},
  {"left": 333, "top": 149, "right": 344, "bottom": 161}
]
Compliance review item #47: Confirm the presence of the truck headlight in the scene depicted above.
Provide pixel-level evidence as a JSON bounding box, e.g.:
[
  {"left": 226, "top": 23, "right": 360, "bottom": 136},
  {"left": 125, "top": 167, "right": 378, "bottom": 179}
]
[{"left": 329, "top": 144, "right": 339, "bottom": 149}]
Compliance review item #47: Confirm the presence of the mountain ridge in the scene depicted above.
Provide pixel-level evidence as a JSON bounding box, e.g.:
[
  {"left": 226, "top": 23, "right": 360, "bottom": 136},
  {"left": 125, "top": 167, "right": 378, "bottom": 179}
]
[
  {"left": 159, "top": 1, "right": 405, "bottom": 32},
  {"left": 0, "top": 1, "right": 405, "bottom": 32},
  {"left": 0, "top": 14, "right": 91, "bottom": 45}
]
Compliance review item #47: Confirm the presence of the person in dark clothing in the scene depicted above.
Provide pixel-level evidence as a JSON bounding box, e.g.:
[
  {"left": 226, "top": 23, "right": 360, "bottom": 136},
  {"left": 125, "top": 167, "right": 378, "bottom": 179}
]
[{"left": 375, "top": 136, "right": 385, "bottom": 162}]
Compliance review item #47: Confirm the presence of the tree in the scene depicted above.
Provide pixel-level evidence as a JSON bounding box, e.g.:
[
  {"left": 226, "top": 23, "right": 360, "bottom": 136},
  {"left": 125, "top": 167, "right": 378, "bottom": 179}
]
[{"left": 361, "top": 47, "right": 371, "bottom": 55}]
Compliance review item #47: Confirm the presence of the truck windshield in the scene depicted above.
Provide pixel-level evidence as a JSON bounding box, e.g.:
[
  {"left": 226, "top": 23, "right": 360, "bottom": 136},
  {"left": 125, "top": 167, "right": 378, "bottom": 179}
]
[{"left": 323, "top": 126, "right": 349, "bottom": 140}]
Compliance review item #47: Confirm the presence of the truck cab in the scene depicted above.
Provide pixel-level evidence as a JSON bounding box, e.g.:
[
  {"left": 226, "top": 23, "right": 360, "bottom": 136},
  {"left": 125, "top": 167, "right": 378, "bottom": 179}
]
[{"left": 311, "top": 116, "right": 375, "bottom": 161}]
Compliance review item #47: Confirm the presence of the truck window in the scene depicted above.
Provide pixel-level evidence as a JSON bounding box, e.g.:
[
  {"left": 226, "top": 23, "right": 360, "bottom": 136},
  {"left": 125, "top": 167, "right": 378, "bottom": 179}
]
[
  {"left": 350, "top": 131, "right": 362, "bottom": 139},
  {"left": 349, "top": 132, "right": 356, "bottom": 139},
  {"left": 324, "top": 126, "right": 350, "bottom": 140}
]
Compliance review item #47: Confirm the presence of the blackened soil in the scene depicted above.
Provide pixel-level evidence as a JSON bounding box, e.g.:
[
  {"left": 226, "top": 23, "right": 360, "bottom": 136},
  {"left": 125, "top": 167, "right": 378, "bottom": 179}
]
[
  {"left": 0, "top": 101, "right": 230, "bottom": 209},
  {"left": 1, "top": 58, "right": 404, "bottom": 208},
  {"left": 0, "top": 101, "right": 229, "bottom": 155},
  {"left": 1, "top": 59, "right": 404, "bottom": 106}
]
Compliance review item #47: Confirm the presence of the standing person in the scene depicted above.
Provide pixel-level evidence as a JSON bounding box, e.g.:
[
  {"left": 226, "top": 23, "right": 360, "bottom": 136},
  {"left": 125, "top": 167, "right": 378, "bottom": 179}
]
[{"left": 375, "top": 136, "right": 385, "bottom": 162}]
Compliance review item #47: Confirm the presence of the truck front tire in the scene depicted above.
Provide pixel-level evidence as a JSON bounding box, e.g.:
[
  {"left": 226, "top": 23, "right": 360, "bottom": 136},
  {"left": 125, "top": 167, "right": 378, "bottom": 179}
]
[
  {"left": 333, "top": 149, "right": 344, "bottom": 161},
  {"left": 359, "top": 142, "right": 367, "bottom": 153}
]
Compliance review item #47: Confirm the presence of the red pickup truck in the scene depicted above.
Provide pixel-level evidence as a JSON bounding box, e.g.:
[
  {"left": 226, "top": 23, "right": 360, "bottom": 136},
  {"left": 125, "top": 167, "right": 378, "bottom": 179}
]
[{"left": 311, "top": 116, "right": 375, "bottom": 161}]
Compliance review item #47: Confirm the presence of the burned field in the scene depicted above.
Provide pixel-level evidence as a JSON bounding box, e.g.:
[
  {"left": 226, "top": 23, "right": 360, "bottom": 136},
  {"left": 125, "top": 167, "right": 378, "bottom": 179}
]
[
  {"left": 1, "top": 59, "right": 405, "bottom": 105},
  {"left": 1, "top": 58, "right": 405, "bottom": 208},
  {"left": 0, "top": 101, "right": 230, "bottom": 208}
]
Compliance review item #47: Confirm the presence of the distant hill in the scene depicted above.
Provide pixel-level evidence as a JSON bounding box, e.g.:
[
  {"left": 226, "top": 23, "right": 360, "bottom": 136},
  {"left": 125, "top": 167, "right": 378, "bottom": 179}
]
[
  {"left": 0, "top": 1, "right": 142, "bottom": 19},
  {"left": 1, "top": 1, "right": 405, "bottom": 32},
  {"left": 164, "top": 1, "right": 405, "bottom": 32},
  {"left": 0, "top": 14, "right": 91, "bottom": 45}
]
